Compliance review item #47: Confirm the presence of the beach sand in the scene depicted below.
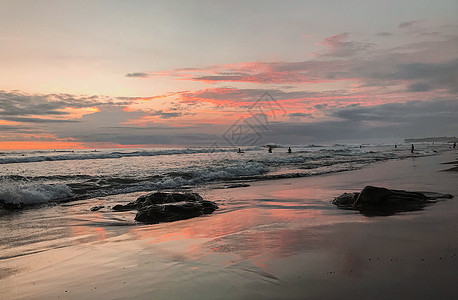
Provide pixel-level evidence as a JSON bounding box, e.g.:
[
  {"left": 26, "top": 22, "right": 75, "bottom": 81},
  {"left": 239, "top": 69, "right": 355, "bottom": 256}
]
[{"left": 1, "top": 152, "right": 458, "bottom": 299}]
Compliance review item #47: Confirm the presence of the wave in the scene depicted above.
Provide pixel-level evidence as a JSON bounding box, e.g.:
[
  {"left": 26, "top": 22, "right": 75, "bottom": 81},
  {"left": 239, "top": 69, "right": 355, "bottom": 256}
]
[
  {"left": 67, "top": 161, "right": 270, "bottom": 196},
  {"left": 0, "top": 160, "right": 269, "bottom": 206},
  {"left": 0, "top": 180, "right": 73, "bottom": 206},
  {"left": 1, "top": 144, "right": 449, "bottom": 208},
  {"left": 0, "top": 147, "right": 257, "bottom": 165}
]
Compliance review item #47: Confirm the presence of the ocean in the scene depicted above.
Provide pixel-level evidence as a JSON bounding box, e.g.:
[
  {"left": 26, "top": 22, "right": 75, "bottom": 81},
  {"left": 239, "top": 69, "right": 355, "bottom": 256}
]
[
  {"left": 0, "top": 143, "right": 448, "bottom": 208},
  {"left": 1, "top": 143, "right": 457, "bottom": 299}
]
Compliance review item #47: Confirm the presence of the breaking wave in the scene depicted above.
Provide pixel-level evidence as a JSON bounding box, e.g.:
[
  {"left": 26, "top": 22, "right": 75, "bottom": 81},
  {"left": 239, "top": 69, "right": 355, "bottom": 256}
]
[
  {"left": 1, "top": 143, "right": 450, "bottom": 208},
  {"left": 0, "top": 180, "right": 73, "bottom": 206},
  {"left": 0, "top": 147, "right": 255, "bottom": 165}
]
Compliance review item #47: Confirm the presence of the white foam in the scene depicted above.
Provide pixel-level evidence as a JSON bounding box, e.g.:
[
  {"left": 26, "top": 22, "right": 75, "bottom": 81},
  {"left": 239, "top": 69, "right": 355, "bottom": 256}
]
[
  {"left": 150, "top": 161, "right": 269, "bottom": 190},
  {"left": 0, "top": 147, "right": 260, "bottom": 165},
  {"left": 0, "top": 180, "right": 73, "bottom": 205}
]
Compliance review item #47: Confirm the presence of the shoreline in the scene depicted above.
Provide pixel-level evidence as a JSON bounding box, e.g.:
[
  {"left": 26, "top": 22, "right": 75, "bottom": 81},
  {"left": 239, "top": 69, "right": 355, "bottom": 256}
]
[{"left": 1, "top": 152, "right": 457, "bottom": 299}]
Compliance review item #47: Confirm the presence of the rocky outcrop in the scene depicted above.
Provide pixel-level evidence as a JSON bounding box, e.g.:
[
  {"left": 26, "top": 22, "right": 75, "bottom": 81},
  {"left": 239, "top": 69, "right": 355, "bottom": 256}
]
[
  {"left": 112, "top": 192, "right": 218, "bottom": 224},
  {"left": 332, "top": 186, "right": 453, "bottom": 215},
  {"left": 0, "top": 199, "right": 23, "bottom": 210},
  {"left": 90, "top": 205, "right": 105, "bottom": 211}
]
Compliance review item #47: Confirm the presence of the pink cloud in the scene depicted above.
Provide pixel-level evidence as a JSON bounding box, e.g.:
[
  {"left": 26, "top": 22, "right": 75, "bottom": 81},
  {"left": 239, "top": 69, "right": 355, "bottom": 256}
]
[
  {"left": 134, "top": 60, "right": 353, "bottom": 85},
  {"left": 322, "top": 33, "right": 349, "bottom": 49},
  {"left": 320, "top": 33, "right": 372, "bottom": 57}
]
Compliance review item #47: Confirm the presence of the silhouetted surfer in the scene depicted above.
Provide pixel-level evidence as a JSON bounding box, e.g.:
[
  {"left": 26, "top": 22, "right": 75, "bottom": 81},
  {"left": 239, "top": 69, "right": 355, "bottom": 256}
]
[
  {"left": 454, "top": 142, "right": 456, "bottom": 149},
  {"left": 411, "top": 144, "right": 414, "bottom": 153},
  {"left": 288, "top": 147, "right": 292, "bottom": 153},
  {"left": 237, "top": 148, "right": 244, "bottom": 153},
  {"left": 268, "top": 147, "right": 272, "bottom": 153}
]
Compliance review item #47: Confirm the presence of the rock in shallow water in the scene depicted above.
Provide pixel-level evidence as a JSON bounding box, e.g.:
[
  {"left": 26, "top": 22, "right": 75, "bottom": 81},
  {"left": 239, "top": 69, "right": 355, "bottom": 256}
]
[
  {"left": 0, "top": 199, "right": 23, "bottom": 210},
  {"left": 332, "top": 186, "right": 453, "bottom": 216},
  {"left": 90, "top": 205, "right": 105, "bottom": 211},
  {"left": 113, "top": 192, "right": 218, "bottom": 224}
]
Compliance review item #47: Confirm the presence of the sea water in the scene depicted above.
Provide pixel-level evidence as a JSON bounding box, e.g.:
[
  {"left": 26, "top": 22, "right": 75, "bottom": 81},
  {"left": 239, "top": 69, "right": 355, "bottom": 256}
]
[
  {"left": 0, "top": 143, "right": 449, "bottom": 207},
  {"left": 0, "top": 142, "right": 454, "bottom": 275},
  {"left": 2, "top": 146, "right": 457, "bottom": 300}
]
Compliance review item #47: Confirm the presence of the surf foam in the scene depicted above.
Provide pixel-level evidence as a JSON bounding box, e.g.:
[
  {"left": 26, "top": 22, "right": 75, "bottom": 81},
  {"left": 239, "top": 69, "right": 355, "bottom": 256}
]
[{"left": 0, "top": 180, "right": 73, "bottom": 206}]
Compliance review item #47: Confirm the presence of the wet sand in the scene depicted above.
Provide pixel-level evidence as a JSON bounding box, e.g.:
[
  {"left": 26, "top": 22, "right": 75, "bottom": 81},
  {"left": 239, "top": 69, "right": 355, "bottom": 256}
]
[
  {"left": 1, "top": 152, "right": 458, "bottom": 299},
  {"left": 442, "top": 158, "right": 458, "bottom": 172}
]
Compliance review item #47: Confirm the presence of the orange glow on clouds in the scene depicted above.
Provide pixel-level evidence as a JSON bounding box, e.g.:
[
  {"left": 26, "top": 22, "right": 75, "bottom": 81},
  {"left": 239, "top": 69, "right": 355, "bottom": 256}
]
[
  {"left": 0, "top": 120, "right": 22, "bottom": 126},
  {"left": 58, "top": 106, "right": 101, "bottom": 119},
  {"left": 144, "top": 61, "right": 357, "bottom": 85},
  {"left": 131, "top": 92, "right": 184, "bottom": 102}
]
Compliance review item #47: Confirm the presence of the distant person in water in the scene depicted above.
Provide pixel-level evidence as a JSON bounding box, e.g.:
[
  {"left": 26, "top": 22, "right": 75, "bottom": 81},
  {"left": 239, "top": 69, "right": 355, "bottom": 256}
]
[
  {"left": 395, "top": 144, "right": 397, "bottom": 148},
  {"left": 288, "top": 147, "right": 292, "bottom": 153},
  {"left": 411, "top": 144, "right": 414, "bottom": 153},
  {"left": 237, "top": 148, "right": 244, "bottom": 153},
  {"left": 454, "top": 142, "right": 456, "bottom": 149},
  {"left": 268, "top": 147, "right": 272, "bottom": 153}
]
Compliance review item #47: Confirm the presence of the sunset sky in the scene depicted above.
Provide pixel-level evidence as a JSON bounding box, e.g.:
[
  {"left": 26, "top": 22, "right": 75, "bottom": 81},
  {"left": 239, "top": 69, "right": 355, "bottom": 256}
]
[{"left": 1, "top": 0, "right": 457, "bottom": 149}]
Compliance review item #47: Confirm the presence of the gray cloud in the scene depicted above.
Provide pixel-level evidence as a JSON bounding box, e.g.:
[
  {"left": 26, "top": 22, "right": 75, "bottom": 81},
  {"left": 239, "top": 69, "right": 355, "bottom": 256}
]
[
  {"left": 375, "top": 32, "right": 392, "bottom": 37},
  {"left": 399, "top": 21, "right": 420, "bottom": 29},
  {"left": 190, "top": 50, "right": 458, "bottom": 92},
  {"left": 0, "top": 90, "right": 131, "bottom": 118},
  {"left": 395, "top": 61, "right": 457, "bottom": 80},
  {"left": 314, "top": 104, "right": 328, "bottom": 110},
  {"left": 390, "top": 60, "right": 458, "bottom": 93},
  {"left": 407, "top": 83, "right": 433, "bottom": 92},
  {"left": 288, "top": 112, "right": 312, "bottom": 121},
  {"left": 420, "top": 32, "right": 440, "bottom": 37},
  {"left": 14, "top": 94, "right": 455, "bottom": 146},
  {"left": 62, "top": 124, "right": 219, "bottom": 146},
  {"left": 331, "top": 100, "right": 456, "bottom": 121},
  {"left": 0, "top": 124, "right": 28, "bottom": 131},
  {"left": 158, "top": 112, "right": 182, "bottom": 119},
  {"left": 122, "top": 22, "right": 457, "bottom": 96},
  {"left": 288, "top": 112, "right": 312, "bottom": 118},
  {"left": 0, "top": 124, "right": 44, "bottom": 139},
  {"left": 149, "top": 110, "right": 183, "bottom": 119},
  {"left": 194, "top": 74, "right": 247, "bottom": 82},
  {"left": 1, "top": 116, "right": 81, "bottom": 123},
  {"left": 79, "top": 132, "right": 217, "bottom": 146},
  {"left": 180, "top": 87, "right": 321, "bottom": 107},
  {"left": 0, "top": 97, "right": 69, "bottom": 116},
  {"left": 139, "top": 99, "right": 457, "bottom": 146},
  {"left": 126, "top": 72, "right": 150, "bottom": 78},
  {"left": 320, "top": 33, "right": 373, "bottom": 57},
  {"left": 259, "top": 99, "right": 458, "bottom": 144}
]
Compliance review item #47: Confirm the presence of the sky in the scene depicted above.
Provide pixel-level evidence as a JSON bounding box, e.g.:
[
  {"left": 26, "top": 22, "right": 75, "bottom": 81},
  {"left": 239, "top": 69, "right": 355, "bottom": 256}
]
[{"left": 0, "top": 0, "right": 457, "bottom": 149}]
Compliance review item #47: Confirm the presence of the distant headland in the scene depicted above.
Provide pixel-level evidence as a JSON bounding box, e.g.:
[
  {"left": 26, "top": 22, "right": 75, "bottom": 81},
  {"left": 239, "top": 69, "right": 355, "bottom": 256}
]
[{"left": 404, "top": 136, "right": 457, "bottom": 143}]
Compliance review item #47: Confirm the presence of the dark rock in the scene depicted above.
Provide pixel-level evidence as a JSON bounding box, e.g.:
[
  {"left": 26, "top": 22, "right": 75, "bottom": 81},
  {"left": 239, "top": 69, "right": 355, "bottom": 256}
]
[
  {"left": 114, "top": 192, "right": 204, "bottom": 211},
  {"left": 332, "top": 192, "right": 359, "bottom": 207},
  {"left": 139, "top": 192, "right": 203, "bottom": 204},
  {"left": 90, "top": 205, "right": 105, "bottom": 211},
  {"left": 113, "top": 192, "right": 218, "bottom": 224},
  {"left": 135, "top": 200, "right": 218, "bottom": 224},
  {"left": 112, "top": 203, "right": 137, "bottom": 211},
  {"left": 214, "top": 183, "right": 251, "bottom": 190},
  {"left": 0, "top": 199, "right": 23, "bottom": 210},
  {"left": 224, "top": 183, "right": 251, "bottom": 189},
  {"left": 355, "top": 186, "right": 428, "bottom": 208},
  {"left": 332, "top": 186, "right": 453, "bottom": 216}
]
